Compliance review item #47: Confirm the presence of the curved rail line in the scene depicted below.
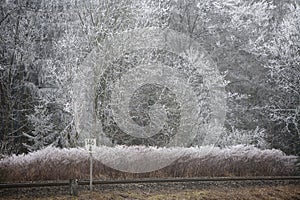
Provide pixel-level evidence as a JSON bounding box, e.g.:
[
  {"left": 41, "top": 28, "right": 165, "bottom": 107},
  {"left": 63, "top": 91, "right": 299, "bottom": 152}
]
[{"left": 1, "top": 176, "right": 300, "bottom": 189}]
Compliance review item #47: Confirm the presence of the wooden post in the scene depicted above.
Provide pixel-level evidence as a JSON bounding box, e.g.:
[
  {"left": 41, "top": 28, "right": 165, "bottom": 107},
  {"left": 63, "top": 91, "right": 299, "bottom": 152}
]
[{"left": 69, "top": 179, "right": 78, "bottom": 196}]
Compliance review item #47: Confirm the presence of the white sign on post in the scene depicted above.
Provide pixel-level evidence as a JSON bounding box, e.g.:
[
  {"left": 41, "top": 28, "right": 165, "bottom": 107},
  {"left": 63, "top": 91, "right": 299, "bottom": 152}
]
[
  {"left": 85, "top": 138, "right": 96, "bottom": 191},
  {"left": 85, "top": 138, "right": 96, "bottom": 153}
]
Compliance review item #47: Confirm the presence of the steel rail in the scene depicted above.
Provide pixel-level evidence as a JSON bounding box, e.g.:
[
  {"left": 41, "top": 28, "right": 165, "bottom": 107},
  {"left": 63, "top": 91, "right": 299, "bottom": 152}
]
[
  {"left": 0, "top": 181, "right": 70, "bottom": 189},
  {"left": 81, "top": 176, "right": 300, "bottom": 185},
  {"left": 1, "top": 176, "right": 300, "bottom": 189}
]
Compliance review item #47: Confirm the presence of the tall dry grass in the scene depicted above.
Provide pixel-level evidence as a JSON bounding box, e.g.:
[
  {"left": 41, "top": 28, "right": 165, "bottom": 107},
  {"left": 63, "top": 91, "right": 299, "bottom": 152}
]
[{"left": 0, "top": 145, "right": 298, "bottom": 182}]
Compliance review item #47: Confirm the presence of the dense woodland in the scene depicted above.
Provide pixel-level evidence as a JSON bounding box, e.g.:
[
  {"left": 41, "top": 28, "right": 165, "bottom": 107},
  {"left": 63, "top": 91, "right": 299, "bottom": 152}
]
[{"left": 0, "top": 0, "right": 299, "bottom": 156}]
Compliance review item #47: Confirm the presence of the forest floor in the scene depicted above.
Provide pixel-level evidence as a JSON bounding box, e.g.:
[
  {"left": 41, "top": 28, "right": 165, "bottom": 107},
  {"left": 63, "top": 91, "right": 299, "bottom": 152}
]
[{"left": 1, "top": 184, "right": 300, "bottom": 200}]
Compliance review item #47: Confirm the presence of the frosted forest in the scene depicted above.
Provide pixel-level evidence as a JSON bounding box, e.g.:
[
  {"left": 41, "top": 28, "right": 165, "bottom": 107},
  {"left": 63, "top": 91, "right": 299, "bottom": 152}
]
[{"left": 0, "top": 0, "right": 300, "bottom": 178}]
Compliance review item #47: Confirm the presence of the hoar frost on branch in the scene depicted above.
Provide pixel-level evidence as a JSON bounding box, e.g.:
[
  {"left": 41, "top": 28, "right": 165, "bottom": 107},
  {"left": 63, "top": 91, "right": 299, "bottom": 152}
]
[{"left": 0, "top": 0, "right": 299, "bottom": 156}]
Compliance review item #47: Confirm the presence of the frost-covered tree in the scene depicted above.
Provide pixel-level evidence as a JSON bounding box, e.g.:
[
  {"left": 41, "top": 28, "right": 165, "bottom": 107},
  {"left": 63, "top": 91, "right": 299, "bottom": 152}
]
[
  {"left": 242, "top": 2, "right": 300, "bottom": 155},
  {"left": 0, "top": 0, "right": 44, "bottom": 155},
  {"left": 1, "top": 0, "right": 299, "bottom": 155},
  {"left": 23, "top": 103, "right": 58, "bottom": 151},
  {"left": 168, "top": 0, "right": 299, "bottom": 153},
  {"left": 168, "top": 0, "right": 272, "bottom": 144},
  {"left": 23, "top": 0, "right": 80, "bottom": 151},
  {"left": 55, "top": 0, "right": 175, "bottom": 146},
  {"left": 0, "top": 0, "right": 78, "bottom": 153},
  {"left": 219, "top": 0, "right": 300, "bottom": 154}
]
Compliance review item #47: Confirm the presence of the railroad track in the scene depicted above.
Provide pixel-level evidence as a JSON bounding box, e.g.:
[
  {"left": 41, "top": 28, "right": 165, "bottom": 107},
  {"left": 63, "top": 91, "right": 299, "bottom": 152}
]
[{"left": 1, "top": 176, "right": 300, "bottom": 189}]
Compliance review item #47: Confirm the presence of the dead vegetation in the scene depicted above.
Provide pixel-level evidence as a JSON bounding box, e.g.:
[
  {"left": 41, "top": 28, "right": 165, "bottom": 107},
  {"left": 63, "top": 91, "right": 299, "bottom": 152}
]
[
  {"left": 0, "top": 145, "right": 297, "bottom": 182},
  {"left": 1, "top": 185, "right": 300, "bottom": 200}
]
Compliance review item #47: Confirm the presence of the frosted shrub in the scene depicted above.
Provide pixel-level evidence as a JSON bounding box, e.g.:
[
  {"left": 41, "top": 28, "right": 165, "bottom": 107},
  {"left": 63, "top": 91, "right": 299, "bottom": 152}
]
[{"left": 218, "top": 127, "right": 269, "bottom": 149}]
